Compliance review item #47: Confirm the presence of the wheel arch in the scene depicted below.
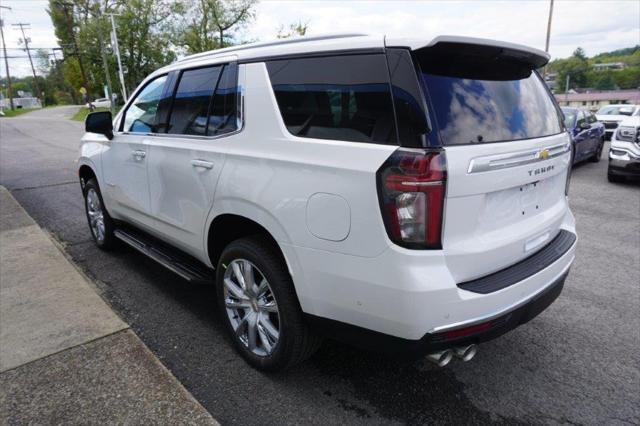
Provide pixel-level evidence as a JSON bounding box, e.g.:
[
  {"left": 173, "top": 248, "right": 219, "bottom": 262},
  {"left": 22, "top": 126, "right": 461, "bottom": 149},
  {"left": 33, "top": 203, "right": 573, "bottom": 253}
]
[
  {"left": 205, "top": 212, "right": 311, "bottom": 312},
  {"left": 207, "top": 213, "right": 288, "bottom": 273},
  {"left": 78, "top": 163, "right": 97, "bottom": 191}
]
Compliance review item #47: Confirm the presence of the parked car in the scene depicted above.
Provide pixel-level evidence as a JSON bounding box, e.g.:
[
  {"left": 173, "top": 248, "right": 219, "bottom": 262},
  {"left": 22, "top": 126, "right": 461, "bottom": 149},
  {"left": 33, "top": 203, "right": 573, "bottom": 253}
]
[
  {"left": 78, "top": 34, "right": 577, "bottom": 371},
  {"left": 595, "top": 104, "right": 639, "bottom": 140},
  {"left": 87, "top": 97, "right": 112, "bottom": 109},
  {"left": 608, "top": 113, "right": 640, "bottom": 183},
  {"left": 561, "top": 107, "right": 605, "bottom": 164}
]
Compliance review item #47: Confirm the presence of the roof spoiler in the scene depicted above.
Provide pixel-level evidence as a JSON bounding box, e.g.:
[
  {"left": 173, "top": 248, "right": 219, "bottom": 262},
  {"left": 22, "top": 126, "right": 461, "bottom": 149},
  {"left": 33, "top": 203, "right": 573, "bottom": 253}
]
[{"left": 414, "top": 35, "right": 550, "bottom": 69}]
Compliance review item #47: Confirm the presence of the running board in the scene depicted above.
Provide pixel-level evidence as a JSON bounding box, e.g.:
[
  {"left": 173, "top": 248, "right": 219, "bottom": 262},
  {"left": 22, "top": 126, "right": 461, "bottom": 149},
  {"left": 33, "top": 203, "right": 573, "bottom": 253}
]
[{"left": 114, "top": 228, "right": 214, "bottom": 284}]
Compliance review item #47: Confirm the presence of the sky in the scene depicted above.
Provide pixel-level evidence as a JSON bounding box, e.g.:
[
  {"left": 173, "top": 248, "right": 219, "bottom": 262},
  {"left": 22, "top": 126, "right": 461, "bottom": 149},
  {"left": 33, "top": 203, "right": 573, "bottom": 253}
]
[{"left": 1, "top": 0, "right": 639, "bottom": 77}]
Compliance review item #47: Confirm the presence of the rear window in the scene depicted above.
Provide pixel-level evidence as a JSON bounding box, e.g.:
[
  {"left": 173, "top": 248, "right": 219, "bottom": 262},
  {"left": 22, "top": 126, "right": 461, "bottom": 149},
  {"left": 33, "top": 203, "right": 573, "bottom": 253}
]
[
  {"left": 266, "top": 54, "right": 397, "bottom": 145},
  {"left": 418, "top": 58, "right": 562, "bottom": 145}
]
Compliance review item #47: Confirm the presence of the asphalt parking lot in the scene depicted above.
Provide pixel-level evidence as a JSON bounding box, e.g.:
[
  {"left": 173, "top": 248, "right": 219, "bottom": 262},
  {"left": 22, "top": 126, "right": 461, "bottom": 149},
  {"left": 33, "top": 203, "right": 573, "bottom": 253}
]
[{"left": 1, "top": 107, "right": 638, "bottom": 425}]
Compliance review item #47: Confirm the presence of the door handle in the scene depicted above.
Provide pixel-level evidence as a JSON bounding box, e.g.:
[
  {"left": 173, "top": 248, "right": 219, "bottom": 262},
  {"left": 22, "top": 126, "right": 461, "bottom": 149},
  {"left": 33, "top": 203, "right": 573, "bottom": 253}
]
[
  {"left": 191, "top": 159, "right": 213, "bottom": 169},
  {"left": 132, "top": 150, "right": 146, "bottom": 160}
]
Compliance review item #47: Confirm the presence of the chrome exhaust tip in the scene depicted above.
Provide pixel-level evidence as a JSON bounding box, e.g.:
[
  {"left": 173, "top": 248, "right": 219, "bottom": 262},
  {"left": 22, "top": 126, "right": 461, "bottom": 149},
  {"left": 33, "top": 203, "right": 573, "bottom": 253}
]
[
  {"left": 426, "top": 350, "right": 453, "bottom": 367},
  {"left": 453, "top": 344, "right": 477, "bottom": 362}
]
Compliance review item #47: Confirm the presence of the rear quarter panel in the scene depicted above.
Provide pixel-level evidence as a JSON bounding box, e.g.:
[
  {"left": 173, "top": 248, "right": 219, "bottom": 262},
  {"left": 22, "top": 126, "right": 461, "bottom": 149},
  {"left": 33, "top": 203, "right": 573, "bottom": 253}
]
[{"left": 204, "top": 62, "right": 397, "bottom": 310}]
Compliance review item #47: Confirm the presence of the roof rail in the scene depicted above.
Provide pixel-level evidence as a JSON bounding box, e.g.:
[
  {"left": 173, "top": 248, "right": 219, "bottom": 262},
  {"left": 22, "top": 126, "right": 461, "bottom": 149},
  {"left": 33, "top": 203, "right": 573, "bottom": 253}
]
[{"left": 176, "top": 33, "right": 369, "bottom": 63}]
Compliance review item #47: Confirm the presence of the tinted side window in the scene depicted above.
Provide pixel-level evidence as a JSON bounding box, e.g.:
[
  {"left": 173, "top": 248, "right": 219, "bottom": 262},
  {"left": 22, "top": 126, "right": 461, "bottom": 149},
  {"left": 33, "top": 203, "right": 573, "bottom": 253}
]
[
  {"left": 576, "top": 111, "right": 586, "bottom": 128},
  {"left": 386, "top": 48, "right": 431, "bottom": 148},
  {"left": 168, "top": 66, "right": 222, "bottom": 136},
  {"left": 208, "top": 63, "right": 238, "bottom": 135},
  {"left": 266, "top": 54, "right": 397, "bottom": 145},
  {"left": 122, "top": 75, "right": 168, "bottom": 133}
]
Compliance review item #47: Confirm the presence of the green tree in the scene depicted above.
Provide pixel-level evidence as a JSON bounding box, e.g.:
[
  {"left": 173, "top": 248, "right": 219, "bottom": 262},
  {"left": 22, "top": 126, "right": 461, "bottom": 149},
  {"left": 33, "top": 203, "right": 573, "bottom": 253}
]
[
  {"left": 115, "top": 0, "right": 183, "bottom": 92},
  {"left": 573, "top": 47, "right": 587, "bottom": 61},
  {"left": 181, "top": 0, "right": 257, "bottom": 53},
  {"left": 277, "top": 21, "right": 309, "bottom": 39},
  {"left": 552, "top": 47, "right": 591, "bottom": 92},
  {"left": 593, "top": 73, "right": 617, "bottom": 90},
  {"left": 613, "top": 67, "right": 640, "bottom": 89}
]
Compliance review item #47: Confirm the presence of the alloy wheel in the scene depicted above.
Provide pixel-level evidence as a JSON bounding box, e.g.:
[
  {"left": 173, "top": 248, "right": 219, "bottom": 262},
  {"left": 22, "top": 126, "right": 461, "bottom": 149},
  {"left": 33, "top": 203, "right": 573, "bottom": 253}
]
[
  {"left": 86, "top": 188, "right": 106, "bottom": 243},
  {"left": 223, "top": 259, "right": 280, "bottom": 356}
]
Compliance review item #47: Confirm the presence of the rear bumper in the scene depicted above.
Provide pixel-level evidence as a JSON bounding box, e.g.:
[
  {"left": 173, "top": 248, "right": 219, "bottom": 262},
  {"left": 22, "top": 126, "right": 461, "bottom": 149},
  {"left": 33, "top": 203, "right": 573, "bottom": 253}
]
[
  {"left": 304, "top": 270, "right": 567, "bottom": 357},
  {"left": 284, "top": 209, "right": 577, "bottom": 346}
]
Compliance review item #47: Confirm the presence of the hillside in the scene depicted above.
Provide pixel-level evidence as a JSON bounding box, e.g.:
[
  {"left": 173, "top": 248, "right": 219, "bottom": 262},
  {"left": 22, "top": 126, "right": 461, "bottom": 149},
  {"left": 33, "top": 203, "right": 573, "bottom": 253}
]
[{"left": 547, "top": 46, "right": 640, "bottom": 92}]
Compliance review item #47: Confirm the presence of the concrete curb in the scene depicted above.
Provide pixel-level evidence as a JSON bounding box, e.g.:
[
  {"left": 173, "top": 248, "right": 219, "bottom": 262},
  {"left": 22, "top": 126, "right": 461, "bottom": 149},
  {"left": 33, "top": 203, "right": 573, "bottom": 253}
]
[{"left": 0, "top": 186, "right": 218, "bottom": 424}]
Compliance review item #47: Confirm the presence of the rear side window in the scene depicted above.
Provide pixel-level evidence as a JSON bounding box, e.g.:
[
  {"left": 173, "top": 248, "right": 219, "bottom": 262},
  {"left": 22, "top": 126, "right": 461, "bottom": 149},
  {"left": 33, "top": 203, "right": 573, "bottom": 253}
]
[
  {"left": 208, "top": 63, "right": 238, "bottom": 135},
  {"left": 266, "top": 54, "right": 397, "bottom": 145},
  {"left": 168, "top": 66, "right": 222, "bottom": 135},
  {"left": 417, "top": 54, "right": 563, "bottom": 145}
]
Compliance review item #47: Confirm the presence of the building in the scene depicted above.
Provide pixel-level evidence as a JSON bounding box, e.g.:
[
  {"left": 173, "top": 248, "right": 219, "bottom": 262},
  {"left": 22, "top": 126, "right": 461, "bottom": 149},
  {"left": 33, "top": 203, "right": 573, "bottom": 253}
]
[
  {"left": 592, "top": 62, "right": 627, "bottom": 71},
  {"left": 555, "top": 89, "right": 640, "bottom": 111}
]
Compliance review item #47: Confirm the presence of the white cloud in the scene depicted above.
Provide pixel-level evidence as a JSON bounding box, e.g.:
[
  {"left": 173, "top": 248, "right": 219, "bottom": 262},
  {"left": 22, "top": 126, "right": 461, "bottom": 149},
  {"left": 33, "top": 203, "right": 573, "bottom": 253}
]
[
  {"left": 1, "top": 0, "right": 638, "bottom": 78},
  {"left": 248, "top": 0, "right": 640, "bottom": 59}
]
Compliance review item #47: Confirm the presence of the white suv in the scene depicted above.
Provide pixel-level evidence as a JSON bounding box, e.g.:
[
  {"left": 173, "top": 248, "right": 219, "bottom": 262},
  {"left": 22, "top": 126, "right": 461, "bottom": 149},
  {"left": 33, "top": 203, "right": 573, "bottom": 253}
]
[{"left": 79, "top": 34, "right": 577, "bottom": 371}]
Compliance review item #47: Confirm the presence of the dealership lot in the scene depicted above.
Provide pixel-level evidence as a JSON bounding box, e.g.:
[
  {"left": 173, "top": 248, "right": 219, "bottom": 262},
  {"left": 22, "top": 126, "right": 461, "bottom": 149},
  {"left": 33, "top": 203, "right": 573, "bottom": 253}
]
[{"left": 1, "top": 108, "right": 638, "bottom": 425}]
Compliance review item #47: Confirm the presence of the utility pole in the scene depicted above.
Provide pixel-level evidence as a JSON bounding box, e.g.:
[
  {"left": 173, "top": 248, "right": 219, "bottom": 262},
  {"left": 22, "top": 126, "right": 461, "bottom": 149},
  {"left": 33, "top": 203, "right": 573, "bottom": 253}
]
[
  {"left": 543, "top": 0, "right": 554, "bottom": 79},
  {"left": 106, "top": 13, "right": 127, "bottom": 103},
  {"left": 12, "top": 23, "right": 43, "bottom": 105},
  {"left": 0, "top": 6, "right": 14, "bottom": 110},
  {"left": 565, "top": 74, "right": 570, "bottom": 104}
]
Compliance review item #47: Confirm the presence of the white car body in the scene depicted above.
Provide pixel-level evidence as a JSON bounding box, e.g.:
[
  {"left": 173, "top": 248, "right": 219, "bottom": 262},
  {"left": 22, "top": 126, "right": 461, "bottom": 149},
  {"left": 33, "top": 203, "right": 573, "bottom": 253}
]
[
  {"left": 88, "top": 97, "right": 112, "bottom": 109},
  {"left": 596, "top": 104, "right": 639, "bottom": 140},
  {"left": 609, "top": 115, "right": 640, "bottom": 180},
  {"left": 78, "top": 34, "right": 576, "bottom": 356}
]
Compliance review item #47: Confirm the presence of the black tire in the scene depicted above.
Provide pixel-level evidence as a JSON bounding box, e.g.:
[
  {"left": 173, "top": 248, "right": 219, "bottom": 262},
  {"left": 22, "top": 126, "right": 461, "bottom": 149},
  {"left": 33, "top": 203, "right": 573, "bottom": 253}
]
[
  {"left": 607, "top": 172, "right": 625, "bottom": 183},
  {"left": 591, "top": 139, "right": 604, "bottom": 162},
  {"left": 215, "top": 236, "right": 322, "bottom": 371},
  {"left": 83, "top": 178, "right": 117, "bottom": 250}
]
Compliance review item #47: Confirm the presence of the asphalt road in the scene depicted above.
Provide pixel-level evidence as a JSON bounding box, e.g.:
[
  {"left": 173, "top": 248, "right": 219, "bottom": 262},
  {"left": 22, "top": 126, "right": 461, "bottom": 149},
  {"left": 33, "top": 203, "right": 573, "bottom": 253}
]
[{"left": 1, "top": 107, "right": 639, "bottom": 425}]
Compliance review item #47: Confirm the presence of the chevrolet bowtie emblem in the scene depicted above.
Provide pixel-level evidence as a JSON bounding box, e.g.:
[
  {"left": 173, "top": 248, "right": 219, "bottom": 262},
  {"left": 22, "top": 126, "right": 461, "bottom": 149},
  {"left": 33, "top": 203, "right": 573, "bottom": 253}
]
[{"left": 538, "top": 149, "right": 550, "bottom": 160}]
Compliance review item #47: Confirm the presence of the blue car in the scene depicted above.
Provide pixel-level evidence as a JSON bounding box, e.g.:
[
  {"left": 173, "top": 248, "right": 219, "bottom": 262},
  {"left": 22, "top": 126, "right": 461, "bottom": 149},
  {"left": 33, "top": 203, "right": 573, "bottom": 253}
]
[{"left": 562, "top": 107, "right": 606, "bottom": 164}]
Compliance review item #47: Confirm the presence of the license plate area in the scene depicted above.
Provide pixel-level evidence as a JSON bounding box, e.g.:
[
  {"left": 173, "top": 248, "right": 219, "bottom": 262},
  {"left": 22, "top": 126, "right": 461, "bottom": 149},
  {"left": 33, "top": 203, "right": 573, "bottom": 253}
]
[
  {"left": 519, "top": 180, "right": 542, "bottom": 216},
  {"left": 480, "top": 173, "right": 563, "bottom": 230}
]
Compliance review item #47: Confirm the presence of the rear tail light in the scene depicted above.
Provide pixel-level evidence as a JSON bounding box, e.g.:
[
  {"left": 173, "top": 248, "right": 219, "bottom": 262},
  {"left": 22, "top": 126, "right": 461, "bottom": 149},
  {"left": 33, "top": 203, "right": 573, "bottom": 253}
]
[{"left": 376, "top": 149, "right": 446, "bottom": 249}]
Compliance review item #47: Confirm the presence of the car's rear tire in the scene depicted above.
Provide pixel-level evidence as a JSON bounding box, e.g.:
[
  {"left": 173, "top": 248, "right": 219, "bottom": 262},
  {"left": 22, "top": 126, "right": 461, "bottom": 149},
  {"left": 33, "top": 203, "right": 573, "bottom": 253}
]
[
  {"left": 215, "top": 236, "right": 322, "bottom": 371},
  {"left": 607, "top": 172, "right": 625, "bottom": 183},
  {"left": 591, "top": 139, "right": 604, "bottom": 162},
  {"left": 83, "top": 178, "right": 117, "bottom": 250}
]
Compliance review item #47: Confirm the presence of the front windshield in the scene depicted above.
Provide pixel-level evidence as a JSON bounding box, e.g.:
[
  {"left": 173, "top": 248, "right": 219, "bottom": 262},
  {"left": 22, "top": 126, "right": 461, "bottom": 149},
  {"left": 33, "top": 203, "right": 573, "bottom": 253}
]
[
  {"left": 597, "top": 106, "right": 632, "bottom": 115},
  {"left": 562, "top": 109, "right": 577, "bottom": 128}
]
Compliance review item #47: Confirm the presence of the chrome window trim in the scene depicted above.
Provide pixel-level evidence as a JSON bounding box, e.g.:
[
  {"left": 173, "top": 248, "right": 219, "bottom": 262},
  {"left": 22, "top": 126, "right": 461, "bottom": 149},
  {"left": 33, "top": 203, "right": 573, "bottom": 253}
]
[{"left": 467, "top": 141, "right": 571, "bottom": 174}]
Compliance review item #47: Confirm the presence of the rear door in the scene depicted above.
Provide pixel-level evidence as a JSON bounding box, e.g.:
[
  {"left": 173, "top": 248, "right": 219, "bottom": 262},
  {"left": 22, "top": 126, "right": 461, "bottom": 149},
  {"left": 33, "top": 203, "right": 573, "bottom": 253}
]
[
  {"left": 146, "top": 62, "right": 240, "bottom": 257},
  {"left": 413, "top": 44, "right": 571, "bottom": 282}
]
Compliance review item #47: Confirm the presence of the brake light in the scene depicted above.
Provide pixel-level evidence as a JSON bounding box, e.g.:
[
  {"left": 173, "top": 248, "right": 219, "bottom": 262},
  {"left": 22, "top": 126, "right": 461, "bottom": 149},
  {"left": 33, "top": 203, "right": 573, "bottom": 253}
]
[{"left": 376, "top": 149, "right": 446, "bottom": 249}]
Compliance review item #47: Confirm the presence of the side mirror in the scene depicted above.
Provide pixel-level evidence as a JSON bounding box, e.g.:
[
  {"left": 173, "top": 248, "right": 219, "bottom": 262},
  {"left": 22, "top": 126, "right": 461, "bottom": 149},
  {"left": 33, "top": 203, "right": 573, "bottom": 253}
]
[
  {"left": 86, "top": 111, "right": 113, "bottom": 140},
  {"left": 580, "top": 122, "right": 591, "bottom": 130}
]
